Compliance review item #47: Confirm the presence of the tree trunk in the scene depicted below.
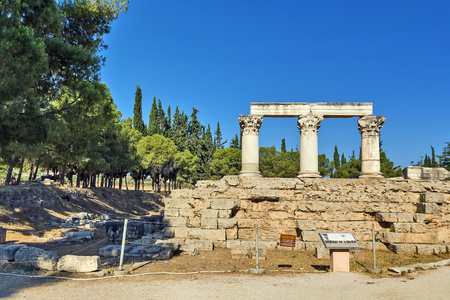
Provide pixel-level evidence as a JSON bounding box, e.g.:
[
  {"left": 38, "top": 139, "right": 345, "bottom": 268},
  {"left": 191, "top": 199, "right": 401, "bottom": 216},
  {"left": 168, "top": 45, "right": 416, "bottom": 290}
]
[
  {"left": 76, "top": 169, "right": 81, "bottom": 188},
  {"left": 5, "top": 155, "right": 15, "bottom": 186},
  {"left": 17, "top": 158, "right": 24, "bottom": 184},
  {"left": 125, "top": 173, "right": 129, "bottom": 190},
  {"left": 33, "top": 158, "right": 40, "bottom": 180},
  {"left": 142, "top": 174, "right": 144, "bottom": 191},
  {"left": 29, "top": 162, "right": 34, "bottom": 181},
  {"left": 119, "top": 166, "right": 123, "bottom": 190},
  {"left": 60, "top": 160, "right": 67, "bottom": 186}
]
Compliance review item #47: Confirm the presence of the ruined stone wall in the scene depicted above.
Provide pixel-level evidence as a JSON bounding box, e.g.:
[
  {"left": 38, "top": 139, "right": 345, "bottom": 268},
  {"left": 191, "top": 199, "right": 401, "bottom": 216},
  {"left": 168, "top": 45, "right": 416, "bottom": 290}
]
[{"left": 164, "top": 176, "right": 450, "bottom": 254}]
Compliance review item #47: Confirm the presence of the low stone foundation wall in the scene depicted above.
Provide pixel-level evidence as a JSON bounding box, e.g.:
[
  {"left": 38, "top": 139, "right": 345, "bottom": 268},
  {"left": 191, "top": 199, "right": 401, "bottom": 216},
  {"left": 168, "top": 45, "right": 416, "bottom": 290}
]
[{"left": 164, "top": 176, "right": 450, "bottom": 254}]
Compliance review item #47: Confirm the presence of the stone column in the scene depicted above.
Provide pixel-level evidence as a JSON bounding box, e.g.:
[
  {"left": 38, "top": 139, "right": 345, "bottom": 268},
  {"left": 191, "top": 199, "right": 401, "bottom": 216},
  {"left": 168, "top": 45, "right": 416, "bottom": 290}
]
[
  {"left": 358, "top": 116, "right": 386, "bottom": 178},
  {"left": 239, "top": 115, "right": 263, "bottom": 177},
  {"left": 297, "top": 114, "right": 324, "bottom": 178}
]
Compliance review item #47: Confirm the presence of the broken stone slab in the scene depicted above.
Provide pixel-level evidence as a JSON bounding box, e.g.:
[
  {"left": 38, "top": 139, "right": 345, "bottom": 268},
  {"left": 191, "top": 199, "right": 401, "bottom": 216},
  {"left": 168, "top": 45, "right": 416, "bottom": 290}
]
[
  {"left": 388, "top": 259, "right": 450, "bottom": 274},
  {"left": 250, "top": 189, "right": 279, "bottom": 201},
  {"left": 152, "top": 249, "right": 174, "bottom": 260},
  {"left": 64, "top": 230, "right": 95, "bottom": 239},
  {"left": 296, "top": 220, "right": 316, "bottom": 231},
  {"left": 0, "top": 243, "right": 26, "bottom": 261},
  {"left": 210, "top": 199, "right": 240, "bottom": 210},
  {"left": 416, "top": 203, "right": 439, "bottom": 214},
  {"left": 182, "top": 239, "right": 214, "bottom": 251},
  {"left": 315, "top": 245, "right": 329, "bottom": 259},
  {"left": 99, "top": 245, "right": 130, "bottom": 257},
  {"left": 388, "top": 244, "right": 416, "bottom": 254},
  {"left": 129, "top": 246, "right": 162, "bottom": 255},
  {"left": 155, "top": 239, "right": 181, "bottom": 251},
  {"left": 57, "top": 255, "right": 101, "bottom": 272},
  {"left": 390, "top": 223, "right": 411, "bottom": 233},
  {"left": 105, "top": 221, "right": 144, "bottom": 243},
  {"left": 420, "top": 192, "right": 446, "bottom": 203},
  {"left": 1, "top": 228, "right": 8, "bottom": 243},
  {"left": 77, "top": 212, "right": 95, "bottom": 220},
  {"left": 14, "top": 246, "right": 58, "bottom": 271}
]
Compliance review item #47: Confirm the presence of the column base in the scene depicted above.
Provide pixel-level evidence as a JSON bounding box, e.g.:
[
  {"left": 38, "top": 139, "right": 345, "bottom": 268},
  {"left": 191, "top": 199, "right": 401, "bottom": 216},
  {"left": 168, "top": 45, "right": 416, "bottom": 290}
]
[
  {"left": 297, "top": 172, "right": 322, "bottom": 178},
  {"left": 239, "top": 171, "right": 262, "bottom": 178},
  {"left": 359, "top": 172, "right": 384, "bottom": 178}
]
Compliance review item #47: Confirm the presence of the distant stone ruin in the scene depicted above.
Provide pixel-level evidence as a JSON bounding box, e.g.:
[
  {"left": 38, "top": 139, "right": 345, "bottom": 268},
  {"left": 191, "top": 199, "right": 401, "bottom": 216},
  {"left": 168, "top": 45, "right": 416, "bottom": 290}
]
[{"left": 239, "top": 102, "right": 385, "bottom": 178}]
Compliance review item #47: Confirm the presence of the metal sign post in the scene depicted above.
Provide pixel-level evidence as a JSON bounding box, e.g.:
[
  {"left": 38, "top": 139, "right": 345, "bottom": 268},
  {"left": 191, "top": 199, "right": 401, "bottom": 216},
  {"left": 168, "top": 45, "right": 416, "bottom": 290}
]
[
  {"left": 249, "top": 223, "right": 266, "bottom": 274},
  {"left": 114, "top": 219, "right": 130, "bottom": 276}
]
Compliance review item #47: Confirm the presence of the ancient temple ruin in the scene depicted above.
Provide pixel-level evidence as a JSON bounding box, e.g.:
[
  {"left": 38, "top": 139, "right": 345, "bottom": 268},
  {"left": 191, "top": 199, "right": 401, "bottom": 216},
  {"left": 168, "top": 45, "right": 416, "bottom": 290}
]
[{"left": 239, "top": 102, "right": 385, "bottom": 178}]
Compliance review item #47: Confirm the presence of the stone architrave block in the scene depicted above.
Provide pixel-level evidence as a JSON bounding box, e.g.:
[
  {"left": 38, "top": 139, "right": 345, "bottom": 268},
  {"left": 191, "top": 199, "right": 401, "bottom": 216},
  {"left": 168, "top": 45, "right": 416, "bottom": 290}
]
[
  {"left": 165, "top": 199, "right": 192, "bottom": 209},
  {"left": 397, "top": 213, "right": 415, "bottom": 223},
  {"left": 250, "top": 189, "right": 280, "bottom": 201},
  {"left": 201, "top": 218, "right": 218, "bottom": 229},
  {"left": 391, "top": 223, "right": 411, "bottom": 233},
  {"left": 179, "top": 209, "right": 195, "bottom": 218},
  {"left": 315, "top": 245, "right": 329, "bottom": 259},
  {"left": 0, "top": 243, "right": 26, "bottom": 261},
  {"left": 165, "top": 217, "right": 189, "bottom": 227},
  {"left": 301, "top": 231, "right": 320, "bottom": 242},
  {"left": 375, "top": 213, "right": 398, "bottom": 223},
  {"left": 226, "top": 228, "right": 238, "bottom": 240},
  {"left": 404, "top": 233, "right": 438, "bottom": 244},
  {"left": 15, "top": 247, "right": 59, "bottom": 271},
  {"left": 388, "top": 244, "right": 416, "bottom": 254},
  {"left": 210, "top": 199, "right": 239, "bottom": 210},
  {"left": 296, "top": 220, "right": 316, "bottom": 231},
  {"left": 218, "top": 209, "right": 232, "bottom": 219},
  {"left": 57, "top": 255, "right": 101, "bottom": 273},
  {"left": 410, "top": 223, "right": 427, "bottom": 233},
  {"left": 182, "top": 239, "right": 214, "bottom": 251},
  {"left": 202, "top": 209, "right": 219, "bottom": 219},
  {"left": 416, "top": 245, "right": 434, "bottom": 255},
  {"left": 417, "top": 203, "right": 439, "bottom": 214},
  {"left": 421, "top": 193, "right": 445, "bottom": 203},
  {"left": 164, "top": 209, "right": 179, "bottom": 217},
  {"left": 218, "top": 218, "right": 238, "bottom": 229}
]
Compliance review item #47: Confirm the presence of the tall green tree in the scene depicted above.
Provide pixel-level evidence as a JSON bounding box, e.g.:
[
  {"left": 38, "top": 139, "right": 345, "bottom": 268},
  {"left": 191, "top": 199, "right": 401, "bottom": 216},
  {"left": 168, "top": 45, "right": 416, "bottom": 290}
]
[
  {"left": 148, "top": 96, "right": 158, "bottom": 136},
  {"left": 132, "top": 84, "right": 145, "bottom": 134},
  {"left": 441, "top": 142, "right": 450, "bottom": 171},
  {"left": 188, "top": 108, "right": 203, "bottom": 157},
  {"left": 281, "top": 138, "right": 287, "bottom": 153},
  {"left": 230, "top": 134, "right": 240, "bottom": 149},
  {"left": 214, "top": 122, "right": 226, "bottom": 150},
  {"left": 210, "top": 148, "right": 241, "bottom": 179}
]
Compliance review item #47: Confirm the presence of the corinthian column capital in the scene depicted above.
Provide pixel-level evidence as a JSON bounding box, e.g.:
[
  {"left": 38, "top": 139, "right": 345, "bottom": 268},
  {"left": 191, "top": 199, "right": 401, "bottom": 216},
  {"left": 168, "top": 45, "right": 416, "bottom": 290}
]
[
  {"left": 358, "top": 116, "right": 386, "bottom": 137},
  {"left": 239, "top": 115, "right": 263, "bottom": 135},
  {"left": 297, "top": 114, "right": 324, "bottom": 134}
]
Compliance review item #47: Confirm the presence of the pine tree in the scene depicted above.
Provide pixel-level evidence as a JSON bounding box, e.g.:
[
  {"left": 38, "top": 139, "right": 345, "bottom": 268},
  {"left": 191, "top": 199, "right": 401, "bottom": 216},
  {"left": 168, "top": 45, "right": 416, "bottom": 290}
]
[
  {"left": 188, "top": 108, "right": 203, "bottom": 157},
  {"left": 199, "top": 124, "right": 214, "bottom": 179},
  {"left": 281, "top": 138, "right": 287, "bottom": 153},
  {"left": 431, "top": 146, "right": 438, "bottom": 167},
  {"left": 341, "top": 153, "right": 347, "bottom": 165},
  {"left": 157, "top": 99, "right": 165, "bottom": 135},
  {"left": 230, "top": 134, "right": 240, "bottom": 149},
  {"left": 214, "top": 122, "right": 226, "bottom": 150},
  {"left": 148, "top": 97, "right": 158, "bottom": 136},
  {"left": 165, "top": 105, "right": 172, "bottom": 138},
  {"left": 132, "top": 85, "right": 145, "bottom": 134}
]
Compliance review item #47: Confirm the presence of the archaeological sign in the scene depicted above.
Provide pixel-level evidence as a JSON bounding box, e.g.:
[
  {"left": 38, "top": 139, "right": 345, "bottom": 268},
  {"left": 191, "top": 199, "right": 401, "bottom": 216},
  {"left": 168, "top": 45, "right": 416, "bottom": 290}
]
[{"left": 238, "top": 102, "right": 386, "bottom": 178}]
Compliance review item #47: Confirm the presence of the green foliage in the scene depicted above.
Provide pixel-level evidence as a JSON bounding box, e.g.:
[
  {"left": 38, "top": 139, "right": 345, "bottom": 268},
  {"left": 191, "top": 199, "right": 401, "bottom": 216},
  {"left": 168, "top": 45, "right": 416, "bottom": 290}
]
[
  {"left": 214, "top": 122, "right": 226, "bottom": 150},
  {"left": 259, "top": 146, "right": 299, "bottom": 178},
  {"left": 281, "top": 138, "right": 286, "bottom": 153},
  {"left": 132, "top": 85, "right": 145, "bottom": 134},
  {"left": 174, "top": 150, "right": 200, "bottom": 185},
  {"left": 210, "top": 148, "right": 241, "bottom": 179},
  {"left": 137, "top": 134, "right": 177, "bottom": 168},
  {"left": 230, "top": 134, "right": 240, "bottom": 149},
  {"left": 440, "top": 142, "right": 450, "bottom": 171}
]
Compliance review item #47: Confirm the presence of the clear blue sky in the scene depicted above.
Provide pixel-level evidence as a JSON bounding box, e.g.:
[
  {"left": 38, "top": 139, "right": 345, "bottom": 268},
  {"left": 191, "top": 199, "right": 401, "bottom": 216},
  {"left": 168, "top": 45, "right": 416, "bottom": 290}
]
[{"left": 101, "top": 0, "right": 450, "bottom": 168}]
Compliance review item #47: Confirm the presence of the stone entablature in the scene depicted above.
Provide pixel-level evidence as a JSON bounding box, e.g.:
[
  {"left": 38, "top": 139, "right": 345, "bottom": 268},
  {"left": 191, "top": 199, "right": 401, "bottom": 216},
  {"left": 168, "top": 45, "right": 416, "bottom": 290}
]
[
  {"left": 164, "top": 176, "right": 450, "bottom": 254},
  {"left": 250, "top": 102, "right": 373, "bottom": 118},
  {"left": 403, "top": 167, "right": 450, "bottom": 180}
]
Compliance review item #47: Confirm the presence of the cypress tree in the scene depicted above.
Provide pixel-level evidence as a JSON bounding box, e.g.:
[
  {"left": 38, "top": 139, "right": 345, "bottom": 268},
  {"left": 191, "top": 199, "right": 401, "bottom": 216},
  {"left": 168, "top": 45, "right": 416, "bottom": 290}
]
[
  {"left": 157, "top": 99, "right": 165, "bottom": 135},
  {"left": 281, "top": 138, "right": 287, "bottom": 153},
  {"left": 188, "top": 108, "right": 202, "bottom": 157},
  {"left": 214, "top": 122, "right": 226, "bottom": 150},
  {"left": 132, "top": 85, "right": 145, "bottom": 134},
  {"left": 230, "top": 134, "right": 239, "bottom": 149},
  {"left": 148, "top": 96, "right": 158, "bottom": 136}
]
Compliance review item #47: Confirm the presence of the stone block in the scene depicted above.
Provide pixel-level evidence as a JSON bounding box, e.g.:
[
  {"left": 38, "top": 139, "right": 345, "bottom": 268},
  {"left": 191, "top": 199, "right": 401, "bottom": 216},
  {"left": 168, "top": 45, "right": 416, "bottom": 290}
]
[
  {"left": 404, "top": 233, "right": 438, "bottom": 244},
  {"left": 410, "top": 223, "right": 427, "bottom": 233},
  {"left": 182, "top": 239, "right": 214, "bottom": 251},
  {"left": 201, "top": 218, "right": 218, "bottom": 229},
  {"left": 218, "top": 209, "right": 232, "bottom": 219},
  {"left": 417, "top": 203, "right": 439, "bottom": 214},
  {"left": 360, "top": 242, "right": 388, "bottom": 251},
  {"left": 378, "top": 232, "right": 404, "bottom": 244},
  {"left": 164, "top": 209, "right": 179, "bottom": 217},
  {"left": 179, "top": 208, "right": 195, "bottom": 218},
  {"left": 226, "top": 240, "right": 241, "bottom": 249},
  {"left": 397, "top": 213, "right": 415, "bottom": 223},
  {"left": 391, "top": 223, "right": 411, "bottom": 233},
  {"left": 416, "top": 245, "right": 435, "bottom": 255},
  {"left": 57, "top": 255, "right": 101, "bottom": 273},
  {"left": 388, "top": 244, "right": 416, "bottom": 254},
  {"left": 163, "top": 227, "right": 175, "bottom": 238},
  {"left": 223, "top": 176, "right": 240, "bottom": 186},
  {"left": 165, "top": 217, "right": 189, "bottom": 227},
  {"left": 250, "top": 189, "right": 279, "bottom": 201},
  {"left": 165, "top": 199, "right": 192, "bottom": 209},
  {"left": 202, "top": 209, "right": 219, "bottom": 219},
  {"left": 141, "top": 235, "right": 156, "bottom": 246},
  {"left": 315, "top": 245, "right": 329, "bottom": 259},
  {"left": 305, "top": 242, "right": 321, "bottom": 251},
  {"left": 296, "top": 220, "right": 316, "bottom": 231},
  {"left": 99, "top": 245, "right": 130, "bottom": 257},
  {"left": 301, "top": 231, "right": 320, "bottom": 242},
  {"left": 218, "top": 218, "right": 238, "bottom": 229},
  {"left": 414, "top": 213, "right": 432, "bottom": 223},
  {"left": 173, "top": 227, "right": 190, "bottom": 239},
  {"left": 375, "top": 213, "right": 397, "bottom": 223},
  {"left": 189, "top": 229, "right": 226, "bottom": 241},
  {"left": 15, "top": 247, "right": 58, "bottom": 271},
  {"left": 0, "top": 243, "right": 26, "bottom": 261},
  {"left": 433, "top": 245, "right": 447, "bottom": 254},
  {"left": 421, "top": 192, "right": 446, "bottom": 203},
  {"left": 210, "top": 199, "right": 239, "bottom": 210},
  {"left": 226, "top": 228, "right": 238, "bottom": 240}
]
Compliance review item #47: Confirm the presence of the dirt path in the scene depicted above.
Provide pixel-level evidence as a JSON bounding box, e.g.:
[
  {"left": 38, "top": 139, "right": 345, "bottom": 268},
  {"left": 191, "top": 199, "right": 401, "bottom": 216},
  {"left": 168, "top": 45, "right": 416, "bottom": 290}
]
[{"left": 1, "top": 266, "right": 449, "bottom": 300}]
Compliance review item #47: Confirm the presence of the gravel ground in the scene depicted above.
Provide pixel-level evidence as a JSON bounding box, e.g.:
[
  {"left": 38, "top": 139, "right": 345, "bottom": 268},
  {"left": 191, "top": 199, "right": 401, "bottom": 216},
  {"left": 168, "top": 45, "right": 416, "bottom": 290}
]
[{"left": 1, "top": 266, "right": 449, "bottom": 300}]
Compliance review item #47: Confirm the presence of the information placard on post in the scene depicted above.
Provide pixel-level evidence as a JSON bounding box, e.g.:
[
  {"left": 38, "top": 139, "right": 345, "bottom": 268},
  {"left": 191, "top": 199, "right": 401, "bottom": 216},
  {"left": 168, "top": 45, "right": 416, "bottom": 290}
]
[
  {"left": 280, "top": 234, "right": 296, "bottom": 248},
  {"left": 319, "top": 232, "right": 361, "bottom": 250}
]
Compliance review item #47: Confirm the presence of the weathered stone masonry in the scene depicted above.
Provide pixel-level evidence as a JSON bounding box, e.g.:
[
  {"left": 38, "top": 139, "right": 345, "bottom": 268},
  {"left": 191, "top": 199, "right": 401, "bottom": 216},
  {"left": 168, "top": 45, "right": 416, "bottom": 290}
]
[{"left": 164, "top": 176, "right": 450, "bottom": 255}]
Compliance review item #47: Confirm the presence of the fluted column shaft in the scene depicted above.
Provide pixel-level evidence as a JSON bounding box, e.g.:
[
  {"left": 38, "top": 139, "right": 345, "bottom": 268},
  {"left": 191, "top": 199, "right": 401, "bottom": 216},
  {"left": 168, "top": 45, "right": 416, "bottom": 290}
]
[
  {"left": 358, "top": 116, "right": 386, "bottom": 178},
  {"left": 297, "top": 114, "right": 324, "bottom": 178},
  {"left": 239, "top": 115, "right": 263, "bottom": 177}
]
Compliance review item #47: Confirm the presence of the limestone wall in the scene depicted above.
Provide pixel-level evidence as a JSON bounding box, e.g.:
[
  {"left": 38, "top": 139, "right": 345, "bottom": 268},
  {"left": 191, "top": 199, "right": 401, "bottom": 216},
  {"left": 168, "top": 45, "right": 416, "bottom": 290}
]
[{"left": 164, "top": 176, "right": 450, "bottom": 254}]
